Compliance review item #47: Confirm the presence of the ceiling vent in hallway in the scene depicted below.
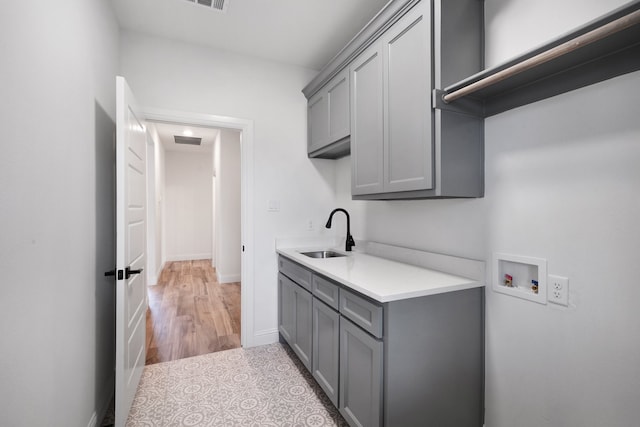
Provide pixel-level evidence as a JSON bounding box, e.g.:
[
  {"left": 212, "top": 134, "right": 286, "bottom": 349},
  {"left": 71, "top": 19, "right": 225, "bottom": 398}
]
[
  {"left": 184, "top": 0, "right": 229, "bottom": 13},
  {"left": 174, "top": 135, "right": 203, "bottom": 146}
]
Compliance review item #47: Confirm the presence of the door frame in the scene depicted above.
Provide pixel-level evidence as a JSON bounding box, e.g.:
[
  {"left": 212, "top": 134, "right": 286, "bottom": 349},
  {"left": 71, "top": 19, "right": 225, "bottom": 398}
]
[
  {"left": 145, "top": 132, "right": 158, "bottom": 287},
  {"left": 142, "top": 107, "right": 255, "bottom": 348}
]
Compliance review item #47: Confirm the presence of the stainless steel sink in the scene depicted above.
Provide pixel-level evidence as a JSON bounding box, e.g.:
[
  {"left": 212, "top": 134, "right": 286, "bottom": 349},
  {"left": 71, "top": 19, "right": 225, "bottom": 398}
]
[{"left": 301, "top": 250, "right": 346, "bottom": 259}]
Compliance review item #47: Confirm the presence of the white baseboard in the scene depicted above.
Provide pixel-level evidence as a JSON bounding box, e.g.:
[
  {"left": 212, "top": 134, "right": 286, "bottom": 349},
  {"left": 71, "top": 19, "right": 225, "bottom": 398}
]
[
  {"left": 148, "top": 262, "right": 164, "bottom": 286},
  {"left": 147, "top": 275, "right": 157, "bottom": 286},
  {"left": 248, "top": 328, "right": 279, "bottom": 347},
  {"left": 217, "top": 272, "right": 241, "bottom": 284},
  {"left": 166, "top": 253, "right": 212, "bottom": 262}
]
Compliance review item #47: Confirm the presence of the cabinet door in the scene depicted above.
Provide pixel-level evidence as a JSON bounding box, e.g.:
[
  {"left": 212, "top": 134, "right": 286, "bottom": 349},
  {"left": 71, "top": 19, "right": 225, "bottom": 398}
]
[
  {"left": 383, "top": 3, "right": 433, "bottom": 193},
  {"left": 350, "top": 43, "right": 384, "bottom": 195},
  {"left": 292, "top": 285, "right": 313, "bottom": 371},
  {"left": 278, "top": 274, "right": 295, "bottom": 344},
  {"left": 308, "top": 90, "right": 328, "bottom": 154},
  {"left": 327, "top": 69, "right": 350, "bottom": 143},
  {"left": 339, "top": 318, "right": 383, "bottom": 427},
  {"left": 312, "top": 298, "right": 340, "bottom": 406}
]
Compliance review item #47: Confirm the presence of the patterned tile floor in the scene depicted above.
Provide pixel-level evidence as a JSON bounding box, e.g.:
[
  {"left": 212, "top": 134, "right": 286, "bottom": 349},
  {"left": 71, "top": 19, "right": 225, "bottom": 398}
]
[{"left": 126, "top": 343, "right": 348, "bottom": 426}]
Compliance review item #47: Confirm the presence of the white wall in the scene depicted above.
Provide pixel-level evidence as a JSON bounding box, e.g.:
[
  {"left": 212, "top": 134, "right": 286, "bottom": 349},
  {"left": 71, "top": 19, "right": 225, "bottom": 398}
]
[
  {"left": 213, "top": 129, "right": 242, "bottom": 283},
  {"left": 164, "top": 150, "right": 213, "bottom": 261},
  {"left": 483, "top": 2, "right": 639, "bottom": 426},
  {"left": 0, "top": 1, "right": 119, "bottom": 426},
  {"left": 145, "top": 123, "right": 166, "bottom": 282},
  {"left": 336, "top": 1, "right": 640, "bottom": 426},
  {"left": 120, "top": 31, "right": 336, "bottom": 345},
  {"left": 483, "top": 70, "right": 640, "bottom": 427}
]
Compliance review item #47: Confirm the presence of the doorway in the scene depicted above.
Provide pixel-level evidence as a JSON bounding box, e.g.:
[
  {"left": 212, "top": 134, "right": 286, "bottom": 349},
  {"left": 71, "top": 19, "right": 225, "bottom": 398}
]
[{"left": 141, "top": 108, "right": 254, "bottom": 364}]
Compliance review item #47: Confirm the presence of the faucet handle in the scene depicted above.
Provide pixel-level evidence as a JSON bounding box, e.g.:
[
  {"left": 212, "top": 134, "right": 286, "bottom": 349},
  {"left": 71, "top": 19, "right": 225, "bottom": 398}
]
[{"left": 346, "top": 234, "right": 356, "bottom": 251}]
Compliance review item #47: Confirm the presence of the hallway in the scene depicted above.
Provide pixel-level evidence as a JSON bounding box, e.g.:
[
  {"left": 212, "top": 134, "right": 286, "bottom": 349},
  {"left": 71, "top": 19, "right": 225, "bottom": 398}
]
[{"left": 145, "top": 260, "right": 241, "bottom": 365}]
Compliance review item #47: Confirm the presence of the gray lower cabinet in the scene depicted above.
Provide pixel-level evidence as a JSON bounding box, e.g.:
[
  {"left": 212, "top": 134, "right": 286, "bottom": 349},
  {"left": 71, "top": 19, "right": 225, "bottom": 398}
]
[
  {"left": 292, "top": 284, "right": 313, "bottom": 370},
  {"left": 278, "top": 273, "right": 313, "bottom": 371},
  {"left": 278, "top": 273, "right": 295, "bottom": 343},
  {"left": 278, "top": 255, "right": 484, "bottom": 427},
  {"left": 383, "top": 290, "right": 484, "bottom": 427},
  {"left": 339, "top": 317, "right": 383, "bottom": 427},
  {"left": 312, "top": 298, "right": 340, "bottom": 406}
]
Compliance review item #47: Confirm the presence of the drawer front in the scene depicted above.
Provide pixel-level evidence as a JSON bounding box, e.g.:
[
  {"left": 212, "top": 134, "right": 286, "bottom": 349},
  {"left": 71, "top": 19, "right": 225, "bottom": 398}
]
[
  {"left": 312, "top": 275, "right": 340, "bottom": 311},
  {"left": 279, "top": 256, "right": 312, "bottom": 291},
  {"left": 339, "top": 288, "right": 383, "bottom": 338}
]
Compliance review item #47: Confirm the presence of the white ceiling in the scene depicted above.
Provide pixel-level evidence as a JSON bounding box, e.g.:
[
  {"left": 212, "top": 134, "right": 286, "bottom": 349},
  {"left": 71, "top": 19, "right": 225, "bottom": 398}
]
[
  {"left": 150, "top": 121, "right": 220, "bottom": 152},
  {"left": 111, "top": 0, "right": 390, "bottom": 70}
]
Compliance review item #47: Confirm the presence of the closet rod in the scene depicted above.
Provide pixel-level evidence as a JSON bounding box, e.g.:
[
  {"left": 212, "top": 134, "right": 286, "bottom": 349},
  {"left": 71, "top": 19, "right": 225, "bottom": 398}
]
[{"left": 442, "top": 9, "right": 640, "bottom": 104}]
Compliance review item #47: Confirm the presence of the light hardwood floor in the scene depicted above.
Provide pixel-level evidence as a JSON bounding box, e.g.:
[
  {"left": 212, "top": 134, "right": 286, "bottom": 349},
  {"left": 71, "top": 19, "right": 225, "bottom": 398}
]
[{"left": 145, "top": 259, "right": 241, "bottom": 365}]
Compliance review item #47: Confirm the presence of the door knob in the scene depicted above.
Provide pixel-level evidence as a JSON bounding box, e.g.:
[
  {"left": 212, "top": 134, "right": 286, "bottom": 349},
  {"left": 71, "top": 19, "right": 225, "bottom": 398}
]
[
  {"left": 104, "top": 269, "right": 124, "bottom": 280},
  {"left": 125, "top": 266, "right": 143, "bottom": 279}
]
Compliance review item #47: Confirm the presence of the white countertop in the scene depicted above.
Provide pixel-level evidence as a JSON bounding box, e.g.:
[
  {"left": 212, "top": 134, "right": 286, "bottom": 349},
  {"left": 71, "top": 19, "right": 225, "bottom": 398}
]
[{"left": 276, "top": 246, "right": 484, "bottom": 303}]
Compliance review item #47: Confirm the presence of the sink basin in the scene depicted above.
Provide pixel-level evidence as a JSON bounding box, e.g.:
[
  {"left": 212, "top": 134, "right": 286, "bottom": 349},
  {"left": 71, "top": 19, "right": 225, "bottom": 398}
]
[{"left": 301, "top": 250, "right": 346, "bottom": 259}]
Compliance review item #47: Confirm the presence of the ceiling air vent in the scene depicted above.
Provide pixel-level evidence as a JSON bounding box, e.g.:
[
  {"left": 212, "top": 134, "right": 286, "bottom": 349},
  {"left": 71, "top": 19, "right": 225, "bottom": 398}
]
[
  {"left": 184, "top": 0, "right": 229, "bottom": 12},
  {"left": 174, "top": 136, "right": 202, "bottom": 146}
]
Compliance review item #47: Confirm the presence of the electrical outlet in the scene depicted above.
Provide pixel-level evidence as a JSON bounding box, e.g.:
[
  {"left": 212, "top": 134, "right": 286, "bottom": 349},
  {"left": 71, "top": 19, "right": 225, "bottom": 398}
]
[
  {"left": 548, "top": 275, "right": 569, "bottom": 306},
  {"left": 306, "top": 219, "right": 314, "bottom": 231}
]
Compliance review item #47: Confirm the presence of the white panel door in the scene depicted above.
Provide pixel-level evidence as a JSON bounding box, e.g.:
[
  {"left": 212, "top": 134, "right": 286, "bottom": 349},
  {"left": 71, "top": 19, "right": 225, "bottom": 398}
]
[{"left": 115, "top": 76, "right": 147, "bottom": 427}]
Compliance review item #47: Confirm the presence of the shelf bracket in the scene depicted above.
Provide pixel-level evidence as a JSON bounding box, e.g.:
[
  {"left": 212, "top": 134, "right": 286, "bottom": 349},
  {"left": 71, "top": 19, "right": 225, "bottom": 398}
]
[{"left": 432, "top": 90, "right": 484, "bottom": 117}]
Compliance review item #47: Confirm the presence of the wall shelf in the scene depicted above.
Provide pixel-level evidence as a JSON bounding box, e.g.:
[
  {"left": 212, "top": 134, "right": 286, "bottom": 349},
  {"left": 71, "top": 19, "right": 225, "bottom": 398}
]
[{"left": 436, "top": 0, "right": 640, "bottom": 118}]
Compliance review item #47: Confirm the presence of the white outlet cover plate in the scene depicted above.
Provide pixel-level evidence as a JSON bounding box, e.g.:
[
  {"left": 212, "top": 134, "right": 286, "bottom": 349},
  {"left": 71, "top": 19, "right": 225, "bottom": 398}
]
[{"left": 548, "top": 274, "right": 569, "bottom": 306}]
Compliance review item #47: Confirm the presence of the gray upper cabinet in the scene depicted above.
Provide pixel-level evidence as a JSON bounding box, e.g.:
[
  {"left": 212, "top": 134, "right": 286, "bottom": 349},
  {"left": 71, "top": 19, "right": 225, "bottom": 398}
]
[
  {"left": 350, "top": 43, "right": 384, "bottom": 195},
  {"left": 307, "top": 69, "right": 351, "bottom": 159},
  {"left": 327, "top": 70, "right": 350, "bottom": 143},
  {"left": 382, "top": 4, "right": 433, "bottom": 193},
  {"left": 307, "top": 91, "right": 328, "bottom": 154},
  {"left": 302, "top": 0, "right": 484, "bottom": 199},
  {"left": 352, "top": 3, "right": 432, "bottom": 196}
]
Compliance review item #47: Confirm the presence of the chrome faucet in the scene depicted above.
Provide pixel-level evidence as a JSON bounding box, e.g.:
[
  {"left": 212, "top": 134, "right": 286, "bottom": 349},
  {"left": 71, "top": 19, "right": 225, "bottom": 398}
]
[{"left": 325, "top": 208, "right": 355, "bottom": 252}]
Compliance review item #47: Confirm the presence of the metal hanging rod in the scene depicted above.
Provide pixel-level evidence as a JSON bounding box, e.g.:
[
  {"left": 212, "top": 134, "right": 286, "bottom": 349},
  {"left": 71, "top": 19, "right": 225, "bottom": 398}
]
[{"left": 443, "top": 9, "right": 640, "bottom": 104}]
